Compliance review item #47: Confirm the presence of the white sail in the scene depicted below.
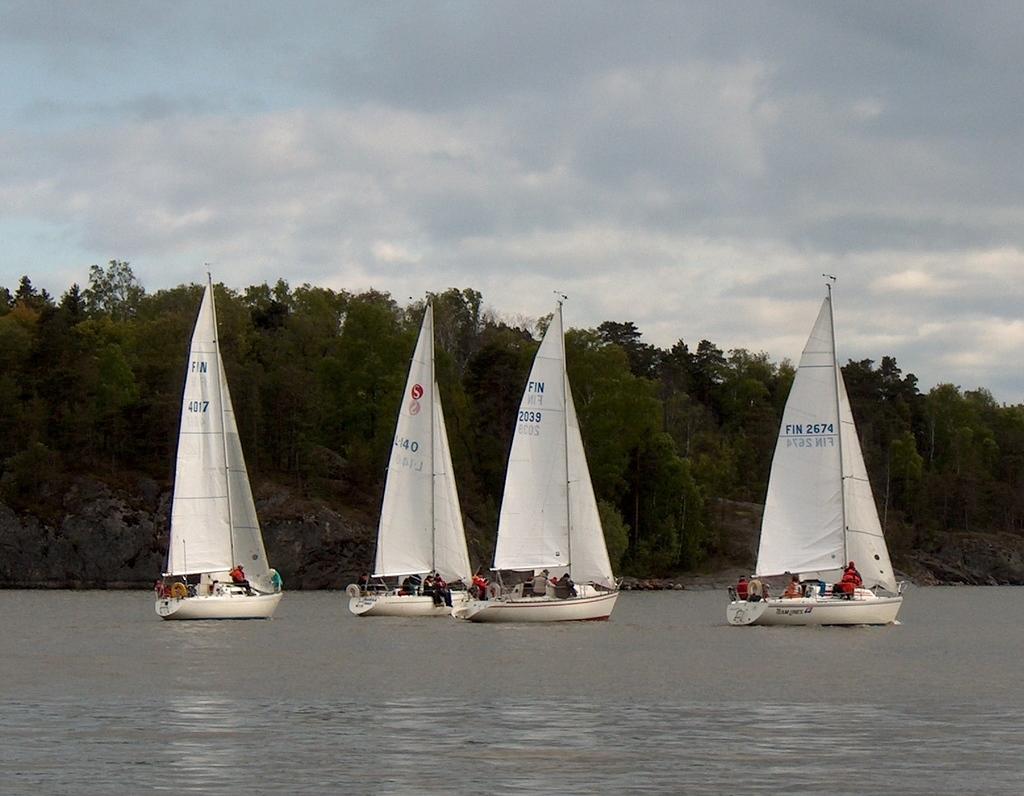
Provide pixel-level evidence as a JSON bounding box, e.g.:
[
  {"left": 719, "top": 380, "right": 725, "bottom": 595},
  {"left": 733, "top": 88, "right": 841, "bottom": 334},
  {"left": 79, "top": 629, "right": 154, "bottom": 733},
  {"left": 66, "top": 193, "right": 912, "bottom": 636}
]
[
  {"left": 756, "top": 292, "right": 896, "bottom": 592},
  {"left": 756, "top": 297, "right": 845, "bottom": 577},
  {"left": 167, "top": 279, "right": 271, "bottom": 591},
  {"left": 839, "top": 375, "right": 897, "bottom": 592},
  {"left": 432, "top": 392, "right": 473, "bottom": 583},
  {"left": 565, "top": 377, "right": 615, "bottom": 587},
  {"left": 494, "top": 304, "right": 613, "bottom": 585},
  {"left": 220, "top": 351, "right": 272, "bottom": 593},
  {"left": 373, "top": 305, "right": 471, "bottom": 583},
  {"left": 494, "top": 309, "right": 571, "bottom": 571}
]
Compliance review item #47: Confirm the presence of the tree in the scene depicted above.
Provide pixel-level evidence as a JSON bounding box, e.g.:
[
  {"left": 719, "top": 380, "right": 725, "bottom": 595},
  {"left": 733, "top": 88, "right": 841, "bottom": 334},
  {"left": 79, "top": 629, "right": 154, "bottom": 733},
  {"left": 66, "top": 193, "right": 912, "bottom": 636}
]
[
  {"left": 84, "top": 260, "right": 145, "bottom": 320},
  {"left": 14, "top": 276, "right": 53, "bottom": 311},
  {"left": 59, "top": 284, "right": 87, "bottom": 323},
  {"left": 462, "top": 324, "right": 536, "bottom": 525},
  {"left": 690, "top": 339, "right": 727, "bottom": 411},
  {"left": 426, "top": 287, "right": 484, "bottom": 376},
  {"left": 596, "top": 321, "right": 659, "bottom": 379}
]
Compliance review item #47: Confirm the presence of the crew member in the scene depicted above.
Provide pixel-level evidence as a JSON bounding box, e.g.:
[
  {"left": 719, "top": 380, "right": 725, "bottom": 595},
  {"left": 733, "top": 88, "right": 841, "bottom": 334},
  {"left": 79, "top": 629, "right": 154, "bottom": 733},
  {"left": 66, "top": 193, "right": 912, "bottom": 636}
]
[
  {"left": 782, "top": 574, "right": 802, "bottom": 599},
  {"left": 228, "top": 563, "right": 253, "bottom": 595}
]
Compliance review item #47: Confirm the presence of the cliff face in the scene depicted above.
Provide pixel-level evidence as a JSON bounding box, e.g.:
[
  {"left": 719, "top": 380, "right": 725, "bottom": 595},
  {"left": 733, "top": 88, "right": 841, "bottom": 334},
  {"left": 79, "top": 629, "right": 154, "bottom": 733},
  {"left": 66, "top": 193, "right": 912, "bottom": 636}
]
[
  {"left": 0, "top": 475, "right": 376, "bottom": 590},
  {"left": 2, "top": 480, "right": 1023, "bottom": 589},
  {"left": 904, "top": 533, "right": 1024, "bottom": 586},
  {"left": 704, "top": 499, "right": 1024, "bottom": 587}
]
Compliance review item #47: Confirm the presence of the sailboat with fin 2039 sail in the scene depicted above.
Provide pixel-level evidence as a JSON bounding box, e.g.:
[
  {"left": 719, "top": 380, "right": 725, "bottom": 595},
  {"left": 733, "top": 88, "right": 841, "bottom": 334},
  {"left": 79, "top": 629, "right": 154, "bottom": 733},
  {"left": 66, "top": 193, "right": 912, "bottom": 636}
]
[
  {"left": 453, "top": 299, "right": 618, "bottom": 622},
  {"left": 726, "top": 280, "right": 903, "bottom": 627},
  {"left": 155, "top": 275, "right": 283, "bottom": 620},
  {"left": 347, "top": 303, "right": 473, "bottom": 617}
]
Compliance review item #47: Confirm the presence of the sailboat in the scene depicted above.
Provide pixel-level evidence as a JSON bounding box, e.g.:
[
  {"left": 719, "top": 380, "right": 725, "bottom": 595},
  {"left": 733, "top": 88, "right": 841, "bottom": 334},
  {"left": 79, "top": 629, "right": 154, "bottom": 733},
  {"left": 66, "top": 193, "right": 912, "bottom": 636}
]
[
  {"left": 348, "top": 304, "right": 473, "bottom": 617},
  {"left": 727, "top": 281, "right": 903, "bottom": 626},
  {"left": 155, "top": 276, "right": 283, "bottom": 620},
  {"left": 453, "top": 300, "right": 619, "bottom": 622}
]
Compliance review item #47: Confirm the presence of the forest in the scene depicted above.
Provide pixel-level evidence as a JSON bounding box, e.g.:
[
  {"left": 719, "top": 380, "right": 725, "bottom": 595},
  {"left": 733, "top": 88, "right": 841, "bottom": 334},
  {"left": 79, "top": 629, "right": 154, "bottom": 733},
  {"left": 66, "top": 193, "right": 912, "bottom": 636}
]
[{"left": 3, "top": 261, "right": 1024, "bottom": 577}]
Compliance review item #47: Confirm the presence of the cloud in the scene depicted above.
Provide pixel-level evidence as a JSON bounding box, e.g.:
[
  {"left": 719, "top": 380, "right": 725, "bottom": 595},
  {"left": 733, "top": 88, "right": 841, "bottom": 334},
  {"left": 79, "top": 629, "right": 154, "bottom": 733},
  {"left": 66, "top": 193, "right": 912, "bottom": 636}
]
[{"left": 3, "top": 3, "right": 1024, "bottom": 401}]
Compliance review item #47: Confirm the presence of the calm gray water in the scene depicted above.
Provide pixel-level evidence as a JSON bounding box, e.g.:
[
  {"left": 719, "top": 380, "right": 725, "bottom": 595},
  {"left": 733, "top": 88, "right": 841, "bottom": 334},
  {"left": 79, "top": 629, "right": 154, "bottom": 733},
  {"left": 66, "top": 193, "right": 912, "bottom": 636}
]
[{"left": 1, "top": 587, "right": 1021, "bottom": 794}]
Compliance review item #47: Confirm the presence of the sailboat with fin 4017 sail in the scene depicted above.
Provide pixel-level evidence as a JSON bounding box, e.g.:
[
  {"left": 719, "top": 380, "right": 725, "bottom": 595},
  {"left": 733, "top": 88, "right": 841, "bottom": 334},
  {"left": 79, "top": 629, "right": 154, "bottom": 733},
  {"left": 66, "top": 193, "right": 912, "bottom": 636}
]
[
  {"left": 347, "top": 303, "right": 473, "bottom": 617},
  {"left": 453, "top": 299, "right": 618, "bottom": 622},
  {"left": 727, "top": 279, "right": 903, "bottom": 627},
  {"left": 156, "top": 276, "right": 283, "bottom": 620}
]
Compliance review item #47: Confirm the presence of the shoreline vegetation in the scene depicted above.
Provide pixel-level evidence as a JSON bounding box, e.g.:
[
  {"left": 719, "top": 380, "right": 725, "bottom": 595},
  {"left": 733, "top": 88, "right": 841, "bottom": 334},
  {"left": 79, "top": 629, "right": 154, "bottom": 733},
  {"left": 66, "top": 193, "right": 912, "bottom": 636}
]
[{"left": 3, "top": 264, "right": 1024, "bottom": 589}]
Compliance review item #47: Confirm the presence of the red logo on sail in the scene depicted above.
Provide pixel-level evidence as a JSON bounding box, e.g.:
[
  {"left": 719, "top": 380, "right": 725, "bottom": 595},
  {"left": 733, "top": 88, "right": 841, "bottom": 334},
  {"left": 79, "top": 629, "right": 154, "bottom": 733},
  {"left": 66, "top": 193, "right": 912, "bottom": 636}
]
[{"left": 411, "top": 384, "right": 424, "bottom": 400}]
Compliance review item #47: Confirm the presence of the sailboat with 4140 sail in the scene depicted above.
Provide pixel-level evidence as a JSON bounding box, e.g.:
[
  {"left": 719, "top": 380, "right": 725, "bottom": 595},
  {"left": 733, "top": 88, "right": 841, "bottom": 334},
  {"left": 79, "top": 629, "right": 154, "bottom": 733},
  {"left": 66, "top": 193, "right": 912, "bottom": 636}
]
[
  {"left": 155, "top": 275, "right": 283, "bottom": 620},
  {"left": 347, "top": 303, "right": 473, "bottom": 617},
  {"left": 726, "top": 278, "right": 903, "bottom": 627}
]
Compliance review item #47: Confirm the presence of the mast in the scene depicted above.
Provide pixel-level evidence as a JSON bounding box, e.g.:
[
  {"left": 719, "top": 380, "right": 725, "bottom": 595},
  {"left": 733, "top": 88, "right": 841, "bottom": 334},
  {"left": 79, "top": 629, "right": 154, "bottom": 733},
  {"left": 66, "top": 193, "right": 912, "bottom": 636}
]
[
  {"left": 557, "top": 295, "right": 572, "bottom": 575},
  {"left": 429, "top": 302, "right": 437, "bottom": 574},
  {"left": 209, "top": 271, "right": 236, "bottom": 567},
  {"left": 824, "top": 274, "right": 848, "bottom": 567}
]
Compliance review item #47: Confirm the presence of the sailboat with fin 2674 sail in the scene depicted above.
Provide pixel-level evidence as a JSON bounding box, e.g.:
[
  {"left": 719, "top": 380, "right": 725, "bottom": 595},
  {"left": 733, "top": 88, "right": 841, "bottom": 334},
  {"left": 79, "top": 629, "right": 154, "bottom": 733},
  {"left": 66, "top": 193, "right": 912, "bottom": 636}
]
[
  {"left": 156, "top": 276, "right": 283, "bottom": 620},
  {"left": 347, "top": 303, "right": 473, "bottom": 617},
  {"left": 453, "top": 300, "right": 618, "bottom": 622},
  {"left": 727, "top": 281, "right": 903, "bottom": 627}
]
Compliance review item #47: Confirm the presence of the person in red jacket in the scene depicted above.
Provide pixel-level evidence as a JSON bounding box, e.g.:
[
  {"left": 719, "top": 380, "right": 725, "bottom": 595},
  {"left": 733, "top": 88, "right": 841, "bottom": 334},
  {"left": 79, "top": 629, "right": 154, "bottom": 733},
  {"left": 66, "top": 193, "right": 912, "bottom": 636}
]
[
  {"left": 735, "top": 576, "right": 749, "bottom": 601},
  {"left": 228, "top": 564, "right": 253, "bottom": 594},
  {"left": 836, "top": 561, "right": 862, "bottom": 597},
  {"left": 434, "top": 573, "right": 452, "bottom": 607},
  {"left": 472, "top": 572, "right": 489, "bottom": 600}
]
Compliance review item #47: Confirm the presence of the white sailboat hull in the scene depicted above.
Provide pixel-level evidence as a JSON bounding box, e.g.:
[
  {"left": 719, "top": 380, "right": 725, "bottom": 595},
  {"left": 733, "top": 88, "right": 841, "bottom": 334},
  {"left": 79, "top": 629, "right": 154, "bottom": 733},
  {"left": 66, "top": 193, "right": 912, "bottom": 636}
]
[
  {"left": 453, "top": 591, "right": 619, "bottom": 622},
  {"left": 726, "top": 593, "right": 902, "bottom": 626},
  {"left": 156, "top": 591, "right": 282, "bottom": 620},
  {"left": 349, "top": 591, "right": 470, "bottom": 617}
]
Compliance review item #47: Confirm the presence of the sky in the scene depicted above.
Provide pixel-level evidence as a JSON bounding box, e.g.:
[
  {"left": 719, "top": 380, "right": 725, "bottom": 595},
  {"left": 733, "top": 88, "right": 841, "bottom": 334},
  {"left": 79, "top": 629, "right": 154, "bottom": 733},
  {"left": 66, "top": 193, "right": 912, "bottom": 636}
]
[{"left": 3, "top": 1, "right": 1024, "bottom": 401}]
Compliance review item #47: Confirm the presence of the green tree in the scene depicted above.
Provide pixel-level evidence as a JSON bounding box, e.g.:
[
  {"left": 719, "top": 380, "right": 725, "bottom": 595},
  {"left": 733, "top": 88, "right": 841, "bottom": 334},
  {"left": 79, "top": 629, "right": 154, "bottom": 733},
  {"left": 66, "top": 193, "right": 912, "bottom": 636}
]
[
  {"left": 596, "top": 320, "right": 658, "bottom": 379},
  {"left": 84, "top": 260, "right": 145, "bottom": 320}
]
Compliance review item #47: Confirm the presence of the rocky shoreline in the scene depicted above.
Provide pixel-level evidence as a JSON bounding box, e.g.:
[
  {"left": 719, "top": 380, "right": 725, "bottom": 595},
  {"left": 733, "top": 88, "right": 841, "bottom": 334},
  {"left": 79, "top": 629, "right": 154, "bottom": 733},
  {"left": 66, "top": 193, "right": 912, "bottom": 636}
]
[{"left": 2, "top": 477, "right": 1023, "bottom": 590}]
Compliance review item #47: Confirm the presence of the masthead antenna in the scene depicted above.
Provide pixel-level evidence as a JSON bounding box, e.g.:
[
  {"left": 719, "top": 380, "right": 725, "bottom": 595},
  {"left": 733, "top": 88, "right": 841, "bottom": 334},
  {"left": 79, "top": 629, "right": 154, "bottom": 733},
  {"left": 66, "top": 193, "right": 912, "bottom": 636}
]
[{"left": 819, "top": 272, "right": 835, "bottom": 299}]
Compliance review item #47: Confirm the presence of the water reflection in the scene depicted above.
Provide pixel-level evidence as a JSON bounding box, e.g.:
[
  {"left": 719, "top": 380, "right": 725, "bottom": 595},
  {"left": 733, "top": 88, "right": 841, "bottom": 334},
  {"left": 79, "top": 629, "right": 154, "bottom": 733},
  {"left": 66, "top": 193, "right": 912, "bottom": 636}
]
[
  {"left": 2, "top": 590, "right": 1023, "bottom": 794},
  {"left": 156, "top": 695, "right": 254, "bottom": 790},
  {"left": 2, "top": 695, "right": 1022, "bottom": 793}
]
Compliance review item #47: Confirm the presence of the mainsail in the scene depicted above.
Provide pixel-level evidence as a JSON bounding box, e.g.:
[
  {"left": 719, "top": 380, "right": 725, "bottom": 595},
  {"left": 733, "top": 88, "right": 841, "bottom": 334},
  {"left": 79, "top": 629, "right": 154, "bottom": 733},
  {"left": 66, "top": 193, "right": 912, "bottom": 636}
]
[
  {"left": 756, "top": 290, "right": 896, "bottom": 592},
  {"left": 373, "top": 305, "right": 472, "bottom": 584},
  {"left": 167, "top": 278, "right": 272, "bottom": 592},
  {"left": 493, "top": 304, "right": 614, "bottom": 587}
]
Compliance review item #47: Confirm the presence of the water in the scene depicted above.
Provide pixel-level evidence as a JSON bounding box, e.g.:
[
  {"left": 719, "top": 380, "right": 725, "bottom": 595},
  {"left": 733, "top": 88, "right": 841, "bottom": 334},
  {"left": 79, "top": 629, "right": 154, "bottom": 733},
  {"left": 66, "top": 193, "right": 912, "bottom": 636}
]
[{"left": 1, "top": 587, "right": 1021, "bottom": 794}]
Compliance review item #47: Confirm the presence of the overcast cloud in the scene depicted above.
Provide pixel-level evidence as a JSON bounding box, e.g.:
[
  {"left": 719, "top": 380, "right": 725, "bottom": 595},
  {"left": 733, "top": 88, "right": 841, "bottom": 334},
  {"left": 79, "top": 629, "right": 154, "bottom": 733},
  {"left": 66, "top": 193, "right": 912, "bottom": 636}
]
[{"left": 3, "top": 1, "right": 1024, "bottom": 399}]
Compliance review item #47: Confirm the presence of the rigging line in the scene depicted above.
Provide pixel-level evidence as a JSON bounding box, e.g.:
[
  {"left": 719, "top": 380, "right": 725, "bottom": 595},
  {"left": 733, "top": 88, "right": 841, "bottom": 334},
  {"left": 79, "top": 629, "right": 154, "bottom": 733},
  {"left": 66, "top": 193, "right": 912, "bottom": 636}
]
[{"left": 846, "top": 527, "right": 886, "bottom": 537}]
